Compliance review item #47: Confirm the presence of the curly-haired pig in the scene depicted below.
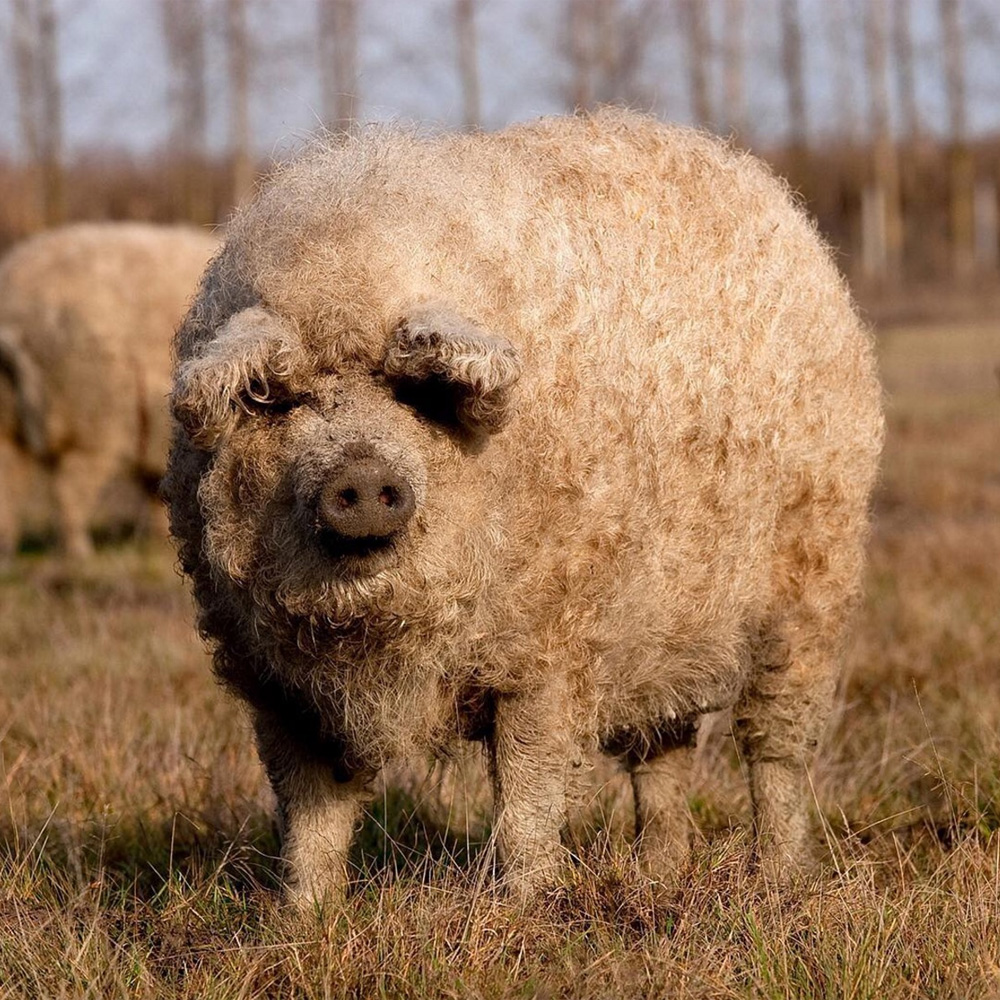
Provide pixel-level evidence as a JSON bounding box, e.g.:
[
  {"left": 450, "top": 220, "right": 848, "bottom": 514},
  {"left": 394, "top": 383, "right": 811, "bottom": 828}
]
[
  {"left": 164, "top": 109, "right": 884, "bottom": 908},
  {"left": 0, "top": 223, "right": 217, "bottom": 557}
]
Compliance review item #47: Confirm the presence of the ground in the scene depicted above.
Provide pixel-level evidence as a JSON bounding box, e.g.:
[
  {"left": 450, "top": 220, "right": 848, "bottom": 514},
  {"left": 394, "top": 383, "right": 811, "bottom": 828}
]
[{"left": 0, "top": 320, "right": 998, "bottom": 999}]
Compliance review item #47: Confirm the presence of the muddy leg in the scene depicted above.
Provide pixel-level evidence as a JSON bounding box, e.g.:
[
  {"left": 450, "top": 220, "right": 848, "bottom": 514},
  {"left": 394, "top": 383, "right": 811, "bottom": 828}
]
[
  {"left": 735, "top": 620, "right": 840, "bottom": 873},
  {"left": 748, "top": 759, "right": 811, "bottom": 871},
  {"left": 51, "top": 451, "right": 109, "bottom": 558},
  {"left": 629, "top": 722, "right": 697, "bottom": 878},
  {"left": 254, "top": 710, "right": 373, "bottom": 911},
  {"left": 489, "top": 681, "right": 575, "bottom": 894},
  {"left": 0, "top": 438, "right": 24, "bottom": 559}
]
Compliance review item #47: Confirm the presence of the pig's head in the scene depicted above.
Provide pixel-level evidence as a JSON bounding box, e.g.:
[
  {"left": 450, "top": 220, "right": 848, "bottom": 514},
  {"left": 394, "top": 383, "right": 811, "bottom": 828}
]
[{"left": 170, "top": 302, "right": 521, "bottom": 627}]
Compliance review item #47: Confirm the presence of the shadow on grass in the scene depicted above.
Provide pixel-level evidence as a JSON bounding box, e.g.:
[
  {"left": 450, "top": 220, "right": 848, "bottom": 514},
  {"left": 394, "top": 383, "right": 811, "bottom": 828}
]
[
  {"left": 354, "top": 785, "right": 492, "bottom": 883},
  {"left": 0, "top": 808, "right": 281, "bottom": 902},
  {"left": 16, "top": 521, "right": 150, "bottom": 556},
  {"left": 0, "top": 783, "right": 492, "bottom": 906}
]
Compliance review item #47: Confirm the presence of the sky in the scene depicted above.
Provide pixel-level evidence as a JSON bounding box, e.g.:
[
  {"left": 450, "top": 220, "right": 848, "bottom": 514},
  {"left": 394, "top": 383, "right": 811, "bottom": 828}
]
[{"left": 0, "top": 0, "right": 997, "bottom": 164}]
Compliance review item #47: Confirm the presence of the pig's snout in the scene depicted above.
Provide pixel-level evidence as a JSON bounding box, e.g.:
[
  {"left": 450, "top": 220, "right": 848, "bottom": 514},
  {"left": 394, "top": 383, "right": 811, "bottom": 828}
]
[{"left": 317, "top": 455, "right": 416, "bottom": 543}]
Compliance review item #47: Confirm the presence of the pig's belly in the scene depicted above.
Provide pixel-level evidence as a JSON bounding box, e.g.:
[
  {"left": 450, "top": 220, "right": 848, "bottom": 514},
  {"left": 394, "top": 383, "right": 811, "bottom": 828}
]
[{"left": 590, "top": 616, "right": 751, "bottom": 742}]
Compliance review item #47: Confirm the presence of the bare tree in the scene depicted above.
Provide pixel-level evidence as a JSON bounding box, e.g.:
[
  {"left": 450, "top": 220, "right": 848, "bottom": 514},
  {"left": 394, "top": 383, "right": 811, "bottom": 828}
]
[
  {"left": 940, "top": 0, "right": 968, "bottom": 143},
  {"left": 454, "top": 0, "right": 480, "bottom": 130},
  {"left": 566, "top": 0, "right": 592, "bottom": 109},
  {"left": 892, "top": 0, "right": 920, "bottom": 142},
  {"left": 779, "top": 0, "right": 807, "bottom": 153},
  {"left": 562, "top": 0, "right": 662, "bottom": 111},
  {"left": 678, "top": 0, "right": 712, "bottom": 127},
  {"left": 566, "top": 0, "right": 612, "bottom": 109},
  {"left": 967, "top": 0, "right": 1000, "bottom": 273},
  {"left": 825, "top": 0, "right": 860, "bottom": 142},
  {"left": 939, "top": 0, "right": 975, "bottom": 278},
  {"left": 862, "top": 0, "right": 903, "bottom": 283},
  {"left": 11, "top": 0, "right": 63, "bottom": 227},
  {"left": 226, "top": 0, "right": 254, "bottom": 205},
  {"left": 160, "top": 0, "right": 209, "bottom": 220},
  {"left": 318, "top": 0, "right": 359, "bottom": 133},
  {"left": 722, "top": 0, "right": 746, "bottom": 139},
  {"left": 11, "top": 0, "right": 40, "bottom": 170},
  {"left": 35, "top": 0, "right": 61, "bottom": 225}
]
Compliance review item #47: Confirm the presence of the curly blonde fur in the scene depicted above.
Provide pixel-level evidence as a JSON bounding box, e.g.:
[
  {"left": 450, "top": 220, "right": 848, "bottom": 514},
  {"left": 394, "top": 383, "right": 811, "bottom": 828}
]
[{"left": 164, "top": 110, "right": 884, "bottom": 908}]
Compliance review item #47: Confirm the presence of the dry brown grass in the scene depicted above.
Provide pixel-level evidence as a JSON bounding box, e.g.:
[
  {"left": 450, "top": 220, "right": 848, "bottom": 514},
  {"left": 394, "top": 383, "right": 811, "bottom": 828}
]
[{"left": 1, "top": 320, "right": 998, "bottom": 998}]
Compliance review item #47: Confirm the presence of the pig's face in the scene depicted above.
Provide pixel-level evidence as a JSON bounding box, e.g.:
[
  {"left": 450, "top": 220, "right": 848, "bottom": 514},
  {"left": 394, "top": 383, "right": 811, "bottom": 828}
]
[{"left": 172, "top": 305, "right": 521, "bottom": 624}]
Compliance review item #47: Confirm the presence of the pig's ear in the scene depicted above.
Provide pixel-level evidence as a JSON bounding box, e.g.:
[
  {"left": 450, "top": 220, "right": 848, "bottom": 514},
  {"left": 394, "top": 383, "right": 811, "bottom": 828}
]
[
  {"left": 384, "top": 307, "right": 522, "bottom": 434},
  {"left": 172, "top": 306, "right": 306, "bottom": 450}
]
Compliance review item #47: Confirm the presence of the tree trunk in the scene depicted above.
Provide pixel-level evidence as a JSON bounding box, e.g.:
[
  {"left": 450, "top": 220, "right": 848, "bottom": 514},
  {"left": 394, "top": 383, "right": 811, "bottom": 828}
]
[
  {"left": 455, "top": 0, "right": 480, "bottom": 130},
  {"left": 939, "top": 0, "right": 974, "bottom": 280},
  {"left": 318, "top": 0, "right": 359, "bottom": 133},
  {"left": 723, "top": 0, "right": 746, "bottom": 140},
  {"left": 226, "top": 0, "right": 254, "bottom": 206},
  {"left": 11, "top": 0, "right": 40, "bottom": 168},
  {"left": 11, "top": 0, "right": 63, "bottom": 228},
  {"left": 35, "top": 0, "right": 62, "bottom": 226},
  {"left": 679, "top": 0, "right": 712, "bottom": 127},
  {"left": 825, "top": 0, "right": 859, "bottom": 142},
  {"left": 974, "top": 180, "right": 999, "bottom": 273},
  {"left": 779, "top": 0, "right": 807, "bottom": 155},
  {"left": 160, "top": 0, "right": 209, "bottom": 221},
  {"left": 865, "top": 0, "right": 903, "bottom": 284},
  {"left": 593, "top": 0, "right": 621, "bottom": 105},
  {"left": 566, "top": 0, "right": 595, "bottom": 110},
  {"left": 892, "top": 0, "right": 920, "bottom": 142}
]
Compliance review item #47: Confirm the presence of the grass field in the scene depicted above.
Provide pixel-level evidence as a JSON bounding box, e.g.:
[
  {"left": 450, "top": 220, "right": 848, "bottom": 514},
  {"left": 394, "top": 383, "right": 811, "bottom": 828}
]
[{"left": 1, "top": 321, "right": 998, "bottom": 999}]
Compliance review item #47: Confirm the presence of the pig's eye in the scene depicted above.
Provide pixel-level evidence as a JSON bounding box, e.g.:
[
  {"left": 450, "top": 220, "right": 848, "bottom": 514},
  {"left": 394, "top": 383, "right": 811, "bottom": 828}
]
[
  {"left": 392, "top": 376, "right": 462, "bottom": 431},
  {"left": 238, "top": 378, "right": 309, "bottom": 417}
]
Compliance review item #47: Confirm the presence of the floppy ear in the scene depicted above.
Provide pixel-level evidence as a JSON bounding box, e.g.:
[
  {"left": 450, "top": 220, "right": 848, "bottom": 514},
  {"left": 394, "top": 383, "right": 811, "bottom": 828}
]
[
  {"left": 384, "top": 306, "right": 522, "bottom": 434},
  {"left": 172, "top": 306, "right": 306, "bottom": 450}
]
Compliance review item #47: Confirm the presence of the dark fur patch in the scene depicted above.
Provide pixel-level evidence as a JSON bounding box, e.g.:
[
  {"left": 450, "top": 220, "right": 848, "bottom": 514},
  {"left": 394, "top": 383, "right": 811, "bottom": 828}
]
[{"left": 600, "top": 716, "right": 698, "bottom": 766}]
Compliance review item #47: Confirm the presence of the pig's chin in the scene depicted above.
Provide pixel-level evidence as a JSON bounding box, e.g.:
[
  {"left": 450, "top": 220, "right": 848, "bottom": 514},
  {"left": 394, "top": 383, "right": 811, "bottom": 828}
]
[
  {"left": 256, "top": 533, "right": 425, "bottom": 626},
  {"left": 236, "top": 505, "right": 482, "bottom": 630}
]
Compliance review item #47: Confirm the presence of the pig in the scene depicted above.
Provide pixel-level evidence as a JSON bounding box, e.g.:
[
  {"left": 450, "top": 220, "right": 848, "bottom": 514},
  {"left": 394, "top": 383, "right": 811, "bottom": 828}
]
[
  {"left": 164, "top": 110, "right": 884, "bottom": 908},
  {"left": 0, "top": 223, "right": 217, "bottom": 557}
]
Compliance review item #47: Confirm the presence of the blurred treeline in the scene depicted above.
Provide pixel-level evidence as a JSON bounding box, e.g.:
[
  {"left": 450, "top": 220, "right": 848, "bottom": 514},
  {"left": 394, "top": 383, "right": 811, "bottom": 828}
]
[{"left": 2, "top": 0, "right": 999, "bottom": 314}]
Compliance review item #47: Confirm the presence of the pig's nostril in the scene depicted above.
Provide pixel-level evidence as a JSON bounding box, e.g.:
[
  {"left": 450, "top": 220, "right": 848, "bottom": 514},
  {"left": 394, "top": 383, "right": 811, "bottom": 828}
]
[
  {"left": 337, "top": 487, "right": 359, "bottom": 508},
  {"left": 378, "top": 486, "right": 397, "bottom": 507}
]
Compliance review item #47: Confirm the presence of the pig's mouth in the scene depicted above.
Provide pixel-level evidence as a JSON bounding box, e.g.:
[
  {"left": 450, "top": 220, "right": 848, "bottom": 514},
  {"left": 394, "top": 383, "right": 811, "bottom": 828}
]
[{"left": 315, "top": 528, "right": 400, "bottom": 575}]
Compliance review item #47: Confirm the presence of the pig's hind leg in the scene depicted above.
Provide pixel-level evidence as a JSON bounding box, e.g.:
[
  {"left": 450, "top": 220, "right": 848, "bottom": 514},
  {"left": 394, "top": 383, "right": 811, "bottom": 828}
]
[
  {"left": 51, "top": 449, "right": 115, "bottom": 558},
  {"left": 613, "top": 718, "right": 697, "bottom": 879},
  {"left": 733, "top": 612, "right": 843, "bottom": 875}
]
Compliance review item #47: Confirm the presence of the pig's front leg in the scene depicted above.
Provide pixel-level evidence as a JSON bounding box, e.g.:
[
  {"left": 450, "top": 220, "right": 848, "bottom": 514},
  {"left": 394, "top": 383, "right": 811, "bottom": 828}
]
[
  {"left": 489, "top": 680, "right": 574, "bottom": 894},
  {"left": 253, "top": 709, "right": 373, "bottom": 911}
]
